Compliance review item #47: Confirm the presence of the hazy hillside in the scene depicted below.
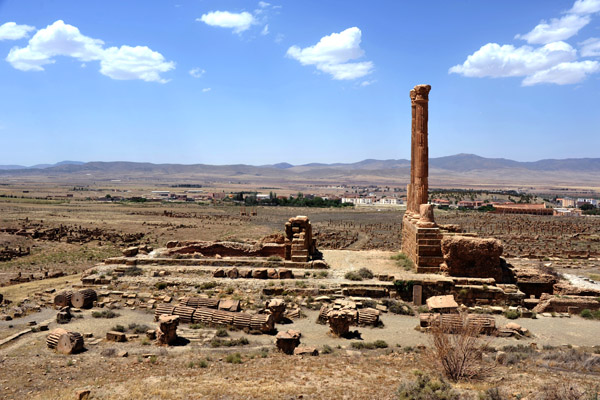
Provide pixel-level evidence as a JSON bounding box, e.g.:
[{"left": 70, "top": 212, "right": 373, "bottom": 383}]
[{"left": 0, "top": 155, "right": 598, "bottom": 187}]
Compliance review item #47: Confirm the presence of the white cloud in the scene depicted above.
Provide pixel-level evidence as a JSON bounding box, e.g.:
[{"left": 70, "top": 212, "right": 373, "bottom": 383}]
[
  {"left": 6, "top": 20, "right": 104, "bottom": 71},
  {"left": 274, "top": 33, "right": 284, "bottom": 44},
  {"left": 515, "top": 14, "right": 590, "bottom": 44},
  {"left": 258, "top": 1, "right": 270, "bottom": 8},
  {"left": 261, "top": 24, "right": 269, "bottom": 36},
  {"left": 100, "top": 45, "right": 175, "bottom": 83},
  {"left": 202, "top": 87, "right": 211, "bottom": 92},
  {"left": 360, "top": 80, "right": 376, "bottom": 87},
  {"left": 0, "top": 22, "right": 36, "bottom": 41},
  {"left": 569, "top": 0, "right": 600, "bottom": 15},
  {"left": 449, "top": 41, "right": 576, "bottom": 78},
  {"left": 452, "top": 0, "right": 600, "bottom": 86},
  {"left": 286, "top": 27, "right": 374, "bottom": 80},
  {"left": 580, "top": 37, "right": 600, "bottom": 56},
  {"left": 198, "top": 11, "right": 255, "bottom": 33},
  {"left": 189, "top": 67, "right": 205, "bottom": 78},
  {"left": 522, "top": 60, "right": 599, "bottom": 85},
  {"left": 5, "top": 20, "right": 174, "bottom": 83}
]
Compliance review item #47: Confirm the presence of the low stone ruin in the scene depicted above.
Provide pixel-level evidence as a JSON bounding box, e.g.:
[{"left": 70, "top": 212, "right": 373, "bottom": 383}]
[
  {"left": 533, "top": 293, "right": 600, "bottom": 314},
  {"left": 275, "top": 329, "right": 301, "bottom": 354},
  {"left": 46, "top": 328, "right": 84, "bottom": 354},
  {"left": 165, "top": 240, "right": 285, "bottom": 259},
  {"left": 56, "top": 306, "right": 72, "bottom": 324},
  {"left": 419, "top": 313, "right": 496, "bottom": 335},
  {"left": 317, "top": 301, "right": 380, "bottom": 327},
  {"left": 213, "top": 267, "right": 295, "bottom": 280},
  {"left": 106, "top": 331, "right": 127, "bottom": 342},
  {"left": 0, "top": 246, "right": 30, "bottom": 262},
  {"left": 155, "top": 304, "right": 274, "bottom": 333},
  {"left": 440, "top": 236, "right": 504, "bottom": 281},
  {"left": 285, "top": 216, "right": 317, "bottom": 262},
  {"left": 156, "top": 314, "right": 179, "bottom": 345},
  {"left": 179, "top": 297, "right": 240, "bottom": 312}
]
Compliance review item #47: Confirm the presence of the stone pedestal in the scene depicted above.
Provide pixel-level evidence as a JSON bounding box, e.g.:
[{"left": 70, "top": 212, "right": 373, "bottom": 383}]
[
  {"left": 413, "top": 285, "right": 423, "bottom": 306},
  {"left": 276, "top": 329, "right": 301, "bottom": 354},
  {"left": 327, "top": 309, "right": 355, "bottom": 337},
  {"left": 266, "top": 299, "right": 286, "bottom": 323},
  {"left": 156, "top": 315, "right": 179, "bottom": 345}
]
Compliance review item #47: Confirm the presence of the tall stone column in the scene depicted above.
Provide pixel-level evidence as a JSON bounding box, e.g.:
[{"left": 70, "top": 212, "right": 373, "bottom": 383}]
[{"left": 409, "top": 84, "right": 431, "bottom": 215}]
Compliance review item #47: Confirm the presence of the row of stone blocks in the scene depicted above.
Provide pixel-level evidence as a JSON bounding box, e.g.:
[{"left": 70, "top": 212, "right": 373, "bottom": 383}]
[{"left": 402, "top": 220, "right": 444, "bottom": 272}]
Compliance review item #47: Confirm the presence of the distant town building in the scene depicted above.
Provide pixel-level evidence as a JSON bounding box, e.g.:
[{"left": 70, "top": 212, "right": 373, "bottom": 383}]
[{"left": 492, "top": 203, "right": 553, "bottom": 215}]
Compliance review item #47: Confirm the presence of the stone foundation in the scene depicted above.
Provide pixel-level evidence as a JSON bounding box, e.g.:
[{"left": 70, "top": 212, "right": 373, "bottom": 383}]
[{"left": 401, "top": 217, "right": 443, "bottom": 273}]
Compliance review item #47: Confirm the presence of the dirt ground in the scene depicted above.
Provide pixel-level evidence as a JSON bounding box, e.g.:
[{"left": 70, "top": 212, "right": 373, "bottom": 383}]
[{"left": 1, "top": 193, "right": 600, "bottom": 399}]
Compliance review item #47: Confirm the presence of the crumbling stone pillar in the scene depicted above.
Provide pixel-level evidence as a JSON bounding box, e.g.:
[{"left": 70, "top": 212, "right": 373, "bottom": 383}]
[
  {"left": 156, "top": 315, "right": 179, "bottom": 345},
  {"left": 275, "top": 329, "right": 301, "bottom": 354},
  {"left": 266, "top": 299, "right": 286, "bottom": 323},
  {"left": 407, "top": 84, "right": 431, "bottom": 217},
  {"left": 327, "top": 309, "right": 355, "bottom": 337}
]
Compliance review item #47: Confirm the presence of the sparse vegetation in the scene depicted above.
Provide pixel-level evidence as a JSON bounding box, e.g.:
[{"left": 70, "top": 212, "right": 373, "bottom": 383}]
[
  {"left": 351, "top": 340, "right": 388, "bottom": 350},
  {"left": 396, "top": 370, "right": 459, "bottom": 400},
  {"left": 429, "top": 313, "right": 494, "bottom": 381},
  {"left": 225, "top": 352, "right": 243, "bottom": 364},
  {"left": 504, "top": 310, "right": 520, "bottom": 320},
  {"left": 345, "top": 271, "right": 363, "bottom": 281},
  {"left": 391, "top": 252, "right": 414, "bottom": 271},
  {"left": 92, "top": 310, "right": 119, "bottom": 319},
  {"left": 210, "top": 337, "right": 249, "bottom": 347},
  {"left": 580, "top": 309, "right": 600, "bottom": 320}
]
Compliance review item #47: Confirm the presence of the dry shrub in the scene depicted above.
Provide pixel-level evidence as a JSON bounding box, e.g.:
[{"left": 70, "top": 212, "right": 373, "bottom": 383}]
[
  {"left": 532, "top": 381, "right": 599, "bottom": 400},
  {"left": 428, "top": 313, "right": 494, "bottom": 381}
]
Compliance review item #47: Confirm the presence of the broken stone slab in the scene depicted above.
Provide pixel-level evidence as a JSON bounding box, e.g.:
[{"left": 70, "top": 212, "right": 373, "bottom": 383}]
[
  {"left": 106, "top": 331, "right": 127, "bottom": 342},
  {"left": 426, "top": 295, "right": 458, "bottom": 312},
  {"left": 294, "top": 346, "right": 319, "bottom": 356}
]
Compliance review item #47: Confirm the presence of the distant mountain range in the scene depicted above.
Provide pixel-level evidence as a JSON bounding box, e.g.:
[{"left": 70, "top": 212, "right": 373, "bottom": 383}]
[
  {"left": 1, "top": 155, "right": 599, "bottom": 173},
  {"left": 0, "top": 160, "right": 84, "bottom": 170},
  {"left": 0, "top": 154, "right": 598, "bottom": 186}
]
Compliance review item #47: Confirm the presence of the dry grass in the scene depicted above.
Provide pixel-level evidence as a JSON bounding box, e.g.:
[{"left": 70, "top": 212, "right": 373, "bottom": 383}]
[{"left": 428, "top": 313, "right": 495, "bottom": 382}]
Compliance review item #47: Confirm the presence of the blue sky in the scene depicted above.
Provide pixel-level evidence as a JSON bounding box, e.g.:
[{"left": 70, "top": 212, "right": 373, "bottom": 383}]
[{"left": 0, "top": 0, "right": 599, "bottom": 166}]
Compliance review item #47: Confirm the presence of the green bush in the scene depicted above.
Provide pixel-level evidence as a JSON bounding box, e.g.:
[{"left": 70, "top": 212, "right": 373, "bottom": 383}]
[
  {"left": 155, "top": 282, "right": 168, "bottom": 290},
  {"left": 580, "top": 309, "right": 600, "bottom": 320},
  {"left": 112, "top": 324, "right": 126, "bottom": 332},
  {"left": 92, "top": 310, "right": 119, "bottom": 319},
  {"left": 504, "top": 310, "right": 520, "bottom": 320},
  {"left": 225, "top": 352, "right": 243, "bottom": 364},
  {"left": 210, "top": 337, "right": 249, "bottom": 347},
  {"left": 267, "top": 256, "right": 283, "bottom": 262},
  {"left": 345, "top": 271, "right": 363, "bottom": 281},
  {"left": 351, "top": 340, "right": 388, "bottom": 350},
  {"left": 129, "top": 323, "right": 150, "bottom": 334},
  {"left": 391, "top": 253, "right": 414, "bottom": 271},
  {"left": 198, "top": 281, "right": 217, "bottom": 290},
  {"left": 215, "top": 328, "right": 229, "bottom": 337},
  {"left": 358, "top": 267, "right": 374, "bottom": 279},
  {"left": 396, "top": 371, "right": 459, "bottom": 400},
  {"left": 322, "top": 344, "right": 333, "bottom": 354}
]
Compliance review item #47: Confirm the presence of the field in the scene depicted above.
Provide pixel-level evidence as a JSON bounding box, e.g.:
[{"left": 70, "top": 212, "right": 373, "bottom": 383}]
[{"left": 1, "top": 184, "right": 600, "bottom": 400}]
